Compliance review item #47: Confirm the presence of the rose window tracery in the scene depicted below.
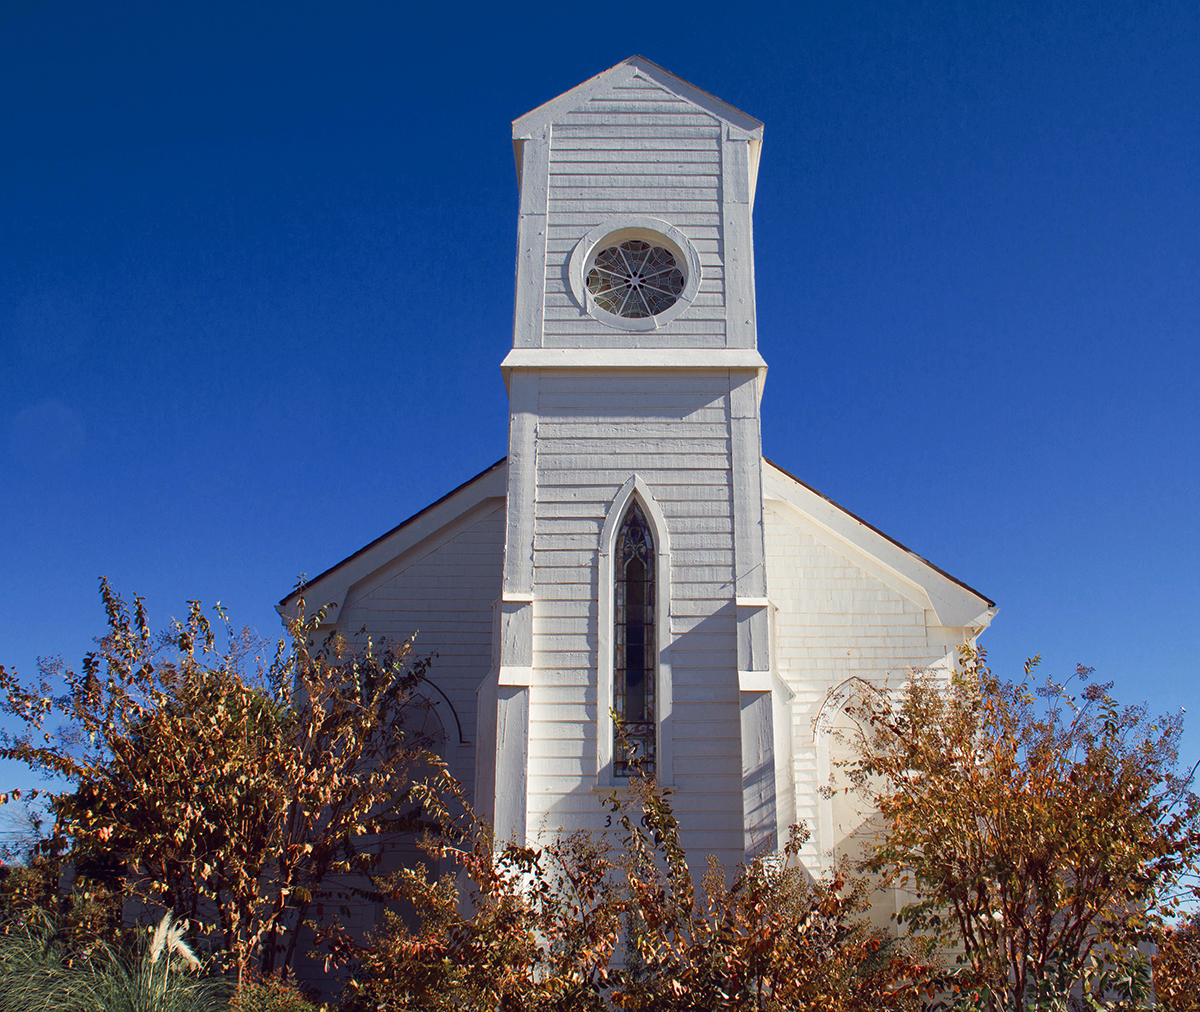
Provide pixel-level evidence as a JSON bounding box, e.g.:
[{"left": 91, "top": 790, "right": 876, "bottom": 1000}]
[{"left": 585, "top": 240, "right": 685, "bottom": 319}]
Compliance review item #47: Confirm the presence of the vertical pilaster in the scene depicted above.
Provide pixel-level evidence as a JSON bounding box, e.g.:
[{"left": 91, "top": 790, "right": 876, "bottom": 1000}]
[
  {"left": 722, "top": 128, "right": 757, "bottom": 351},
  {"left": 730, "top": 371, "right": 769, "bottom": 669},
  {"left": 512, "top": 126, "right": 550, "bottom": 349},
  {"left": 730, "top": 369, "right": 776, "bottom": 857},
  {"left": 493, "top": 369, "right": 538, "bottom": 843},
  {"left": 740, "top": 690, "right": 778, "bottom": 855}
]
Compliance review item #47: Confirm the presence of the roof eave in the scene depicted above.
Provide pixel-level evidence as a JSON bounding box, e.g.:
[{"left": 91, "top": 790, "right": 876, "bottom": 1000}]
[
  {"left": 512, "top": 55, "right": 763, "bottom": 141},
  {"left": 278, "top": 457, "right": 508, "bottom": 612}
]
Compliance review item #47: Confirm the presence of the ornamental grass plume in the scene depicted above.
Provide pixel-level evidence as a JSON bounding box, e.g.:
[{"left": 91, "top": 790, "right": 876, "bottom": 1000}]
[
  {"left": 0, "top": 909, "right": 229, "bottom": 1012},
  {"left": 148, "top": 910, "right": 203, "bottom": 972}
]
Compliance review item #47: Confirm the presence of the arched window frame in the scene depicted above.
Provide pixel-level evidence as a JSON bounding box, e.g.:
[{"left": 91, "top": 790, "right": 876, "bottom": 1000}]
[{"left": 597, "top": 475, "right": 673, "bottom": 788}]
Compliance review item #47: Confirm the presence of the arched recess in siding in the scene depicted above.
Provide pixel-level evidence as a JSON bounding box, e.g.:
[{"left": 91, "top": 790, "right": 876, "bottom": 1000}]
[
  {"left": 811, "top": 675, "right": 914, "bottom": 930},
  {"left": 597, "top": 475, "right": 673, "bottom": 788}
]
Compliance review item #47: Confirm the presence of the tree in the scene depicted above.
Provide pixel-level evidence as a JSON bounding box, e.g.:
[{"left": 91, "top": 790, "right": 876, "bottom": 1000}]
[
  {"left": 0, "top": 578, "right": 438, "bottom": 986},
  {"left": 830, "top": 646, "right": 1200, "bottom": 1009},
  {"left": 1153, "top": 914, "right": 1200, "bottom": 1011}
]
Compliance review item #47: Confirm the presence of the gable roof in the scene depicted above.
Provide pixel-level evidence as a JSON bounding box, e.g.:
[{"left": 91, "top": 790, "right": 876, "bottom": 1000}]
[
  {"left": 280, "top": 455, "right": 994, "bottom": 634},
  {"left": 277, "top": 457, "right": 507, "bottom": 616},
  {"left": 512, "top": 55, "right": 764, "bottom": 140},
  {"left": 763, "top": 457, "right": 996, "bottom": 630}
]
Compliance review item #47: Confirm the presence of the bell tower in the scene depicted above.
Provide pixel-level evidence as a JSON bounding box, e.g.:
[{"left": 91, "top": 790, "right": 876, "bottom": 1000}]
[{"left": 476, "top": 57, "right": 782, "bottom": 864}]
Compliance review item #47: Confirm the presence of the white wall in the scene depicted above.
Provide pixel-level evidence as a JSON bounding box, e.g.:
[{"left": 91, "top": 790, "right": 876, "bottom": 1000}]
[
  {"left": 337, "top": 499, "right": 506, "bottom": 798},
  {"left": 764, "top": 498, "right": 960, "bottom": 878},
  {"left": 543, "top": 76, "right": 726, "bottom": 350},
  {"left": 526, "top": 369, "right": 746, "bottom": 862}
]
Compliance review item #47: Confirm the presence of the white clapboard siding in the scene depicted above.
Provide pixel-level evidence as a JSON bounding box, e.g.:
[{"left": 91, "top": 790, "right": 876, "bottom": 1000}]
[
  {"left": 543, "top": 74, "right": 726, "bottom": 349},
  {"left": 525, "top": 365, "right": 743, "bottom": 854},
  {"left": 337, "top": 502, "right": 506, "bottom": 798},
  {"left": 764, "top": 500, "right": 957, "bottom": 866}
]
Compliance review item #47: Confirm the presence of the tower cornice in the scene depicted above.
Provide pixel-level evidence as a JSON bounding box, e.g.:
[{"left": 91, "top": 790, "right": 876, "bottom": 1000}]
[{"left": 500, "top": 348, "right": 767, "bottom": 397}]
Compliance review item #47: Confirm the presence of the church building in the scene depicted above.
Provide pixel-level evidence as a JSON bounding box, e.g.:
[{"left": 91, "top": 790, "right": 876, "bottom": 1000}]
[{"left": 280, "top": 56, "right": 995, "bottom": 892}]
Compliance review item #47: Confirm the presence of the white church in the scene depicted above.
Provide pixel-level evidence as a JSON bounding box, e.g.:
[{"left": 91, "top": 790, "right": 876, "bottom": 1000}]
[{"left": 281, "top": 56, "right": 995, "bottom": 895}]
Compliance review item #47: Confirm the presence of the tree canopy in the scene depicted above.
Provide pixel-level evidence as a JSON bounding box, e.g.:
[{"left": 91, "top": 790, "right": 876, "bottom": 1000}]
[
  {"left": 0, "top": 578, "right": 438, "bottom": 985},
  {"left": 830, "top": 647, "right": 1200, "bottom": 1008}
]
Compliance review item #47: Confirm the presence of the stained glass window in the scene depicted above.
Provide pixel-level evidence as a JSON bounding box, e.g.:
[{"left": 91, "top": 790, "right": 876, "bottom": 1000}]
[
  {"left": 614, "top": 501, "right": 656, "bottom": 777},
  {"left": 586, "top": 240, "right": 685, "bottom": 319}
]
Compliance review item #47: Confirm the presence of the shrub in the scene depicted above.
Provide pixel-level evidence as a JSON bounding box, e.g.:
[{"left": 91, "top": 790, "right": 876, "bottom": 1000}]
[
  {"left": 832, "top": 646, "right": 1200, "bottom": 1010},
  {"left": 0, "top": 579, "right": 438, "bottom": 984},
  {"left": 229, "top": 975, "right": 320, "bottom": 1012}
]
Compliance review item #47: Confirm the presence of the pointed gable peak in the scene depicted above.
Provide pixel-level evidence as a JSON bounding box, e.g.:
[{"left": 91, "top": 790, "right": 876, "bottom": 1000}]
[{"left": 512, "top": 56, "right": 763, "bottom": 140}]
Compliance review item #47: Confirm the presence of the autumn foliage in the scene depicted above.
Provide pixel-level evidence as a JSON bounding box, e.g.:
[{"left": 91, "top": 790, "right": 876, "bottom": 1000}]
[
  {"left": 0, "top": 578, "right": 437, "bottom": 986},
  {"left": 1153, "top": 915, "right": 1200, "bottom": 1011},
  {"left": 831, "top": 646, "right": 1200, "bottom": 1009},
  {"left": 603, "top": 776, "right": 937, "bottom": 1012},
  {"left": 328, "top": 759, "right": 938, "bottom": 1012},
  {"left": 2, "top": 583, "right": 1196, "bottom": 1011}
]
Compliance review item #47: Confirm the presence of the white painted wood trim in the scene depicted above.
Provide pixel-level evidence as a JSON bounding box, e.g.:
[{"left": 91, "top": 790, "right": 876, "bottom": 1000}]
[
  {"left": 278, "top": 464, "right": 507, "bottom": 623},
  {"left": 503, "top": 373, "right": 539, "bottom": 595},
  {"left": 740, "top": 688, "right": 778, "bottom": 858},
  {"left": 596, "top": 475, "right": 674, "bottom": 788},
  {"left": 475, "top": 667, "right": 499, "bottom": 828},
  {"left": 747, "top": 138, "right": 762, "bottom": 212},
  {"left": 493, "top": 371, "right": 539, "bottom": 845},
  {"left": 738, "top": 669, "right": 773, "bottom": 691},
  {"left": 566, "top": 216, "right": 704, "bottom": 331},
  {"left": 501, "top": 349, "right": 768, "bottom": 398},
  {"left": 762, "top": 461, "right": 996, "bottom": 629},
  {"left": 513, "top": 126, "right": 550, "bottom": 349},
  {"left": 498, "top": 666, "right": 532, "bottom": 686},
  {"left": 512, "top": 56, "right": 763, "bottom": 141},
  {"left": 503, "top": 348, "right": 765, "bottom": 370},
  {"left": 493, "top": 684, "right": 530, "bottom": 844},
  {"left": 730, "top": 375, "right": 770, "bottom": 673},
  {"left": 721, "top": 130, "right": 757, "bottom": 350}
]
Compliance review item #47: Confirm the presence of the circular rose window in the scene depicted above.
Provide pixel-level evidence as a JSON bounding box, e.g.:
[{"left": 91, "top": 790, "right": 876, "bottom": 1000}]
[{"left": 585, "top": 240, "right": 685, "bottom": 319}]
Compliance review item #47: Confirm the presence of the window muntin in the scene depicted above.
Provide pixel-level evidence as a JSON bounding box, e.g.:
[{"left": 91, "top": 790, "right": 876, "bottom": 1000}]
[
  {"left": 613, "top": 501, "right": 656, "bottom": 777},
  {"left": 585, "top": 240, "right": 685, "bottom": 319},
  {"left": 567, "top": 217, "right": 702, "bottom": 333}
]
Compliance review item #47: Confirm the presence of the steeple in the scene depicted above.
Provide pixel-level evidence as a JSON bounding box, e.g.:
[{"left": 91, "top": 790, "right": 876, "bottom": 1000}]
[{"left": 477, "top": 58, "right": 781, "bottom": 862}]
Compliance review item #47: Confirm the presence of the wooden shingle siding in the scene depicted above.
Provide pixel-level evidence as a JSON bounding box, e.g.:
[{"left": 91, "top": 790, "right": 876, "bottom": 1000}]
[
  {"left": 763, "top": 501, "right": 946, "bottom": 866},
  {"left": 550, "top": 138, "right": 721, "bottom": 151}
]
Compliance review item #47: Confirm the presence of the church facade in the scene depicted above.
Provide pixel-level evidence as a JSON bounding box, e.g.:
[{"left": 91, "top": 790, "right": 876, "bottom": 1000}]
[{"left": 281, "top": 57, "right": 995, "bottom": 890}]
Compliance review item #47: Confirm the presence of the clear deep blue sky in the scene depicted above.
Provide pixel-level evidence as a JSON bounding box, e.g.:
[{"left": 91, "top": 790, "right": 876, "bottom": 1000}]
[{"left": 1, "top": 2, "right": 1197, "bottom": 785}]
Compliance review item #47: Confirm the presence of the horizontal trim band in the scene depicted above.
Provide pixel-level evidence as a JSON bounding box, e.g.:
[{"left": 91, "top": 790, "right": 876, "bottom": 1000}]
[
  {"left": 498, "top": 665, "right": 533, "bottom": 686},
  {"left": 502, "top": 348, "right": 766, "bottom": 372}
]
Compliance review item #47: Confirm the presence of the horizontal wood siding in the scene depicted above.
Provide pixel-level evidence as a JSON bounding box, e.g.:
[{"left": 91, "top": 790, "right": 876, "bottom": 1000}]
[
  {"left": 545, "top": 75, "right": 726, "bottom": 350},
  {"left": 763, "top": 502, "right": 939, "bottom": 867},
  {"left": 526, "top": 370, "right": 743, "bottom": 859},
  {"left": 337, "top": 502, "right": 506, "bottom": 806}
]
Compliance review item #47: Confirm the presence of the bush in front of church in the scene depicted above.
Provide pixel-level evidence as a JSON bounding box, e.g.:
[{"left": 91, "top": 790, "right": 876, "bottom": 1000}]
[
  {"left": 329, "top": 763, "right": 622, "bottom": 1012},
  {"left": 606, "top": 780, "right": 938, "bottom": 1012},
  {"left": 336, "top": 766, "right": 938, "bottom": 1012},
  {"left": 0, "top": 577, "right": 439, "bottom": 993}
]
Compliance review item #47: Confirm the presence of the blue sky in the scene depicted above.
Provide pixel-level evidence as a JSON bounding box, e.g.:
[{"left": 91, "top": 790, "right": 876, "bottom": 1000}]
[{"left": 1, "top": 0, "right": 1197, "bottom": 789}]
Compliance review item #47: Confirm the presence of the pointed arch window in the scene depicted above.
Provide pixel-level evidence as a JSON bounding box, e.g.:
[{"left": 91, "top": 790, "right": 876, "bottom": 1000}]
[{"left": 613, "top": 501, "right": 656, "bottom": 777}]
